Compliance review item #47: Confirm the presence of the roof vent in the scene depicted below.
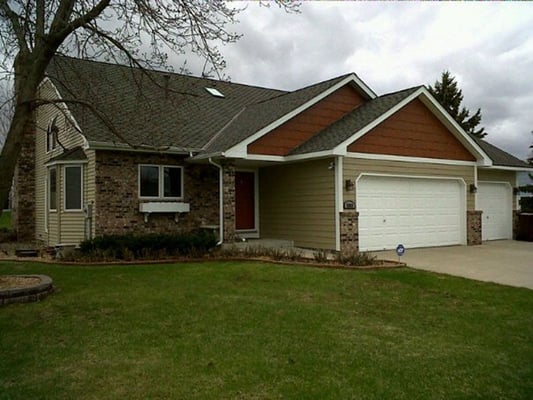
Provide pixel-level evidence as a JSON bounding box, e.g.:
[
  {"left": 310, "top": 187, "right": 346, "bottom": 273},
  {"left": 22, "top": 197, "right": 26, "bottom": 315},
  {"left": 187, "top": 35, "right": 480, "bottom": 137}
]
[{"left": 205, "top": 87, "right": 225, "bottom": 98}]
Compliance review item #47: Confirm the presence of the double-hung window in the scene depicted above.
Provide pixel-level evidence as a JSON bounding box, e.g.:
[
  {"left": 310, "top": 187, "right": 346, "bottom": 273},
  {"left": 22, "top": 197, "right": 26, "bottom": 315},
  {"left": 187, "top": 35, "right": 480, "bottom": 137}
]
[
  {"left": 64, "top": 165, "right": 83, "bottom": 210},
  {"left": 139, "top": 165, "right": 183, "bottom": 199}
]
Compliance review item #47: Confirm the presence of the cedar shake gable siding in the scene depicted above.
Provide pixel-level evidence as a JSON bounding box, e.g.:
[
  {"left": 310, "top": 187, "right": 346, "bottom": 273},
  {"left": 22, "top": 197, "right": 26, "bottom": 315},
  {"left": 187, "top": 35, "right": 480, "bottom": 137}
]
[
  {"left": 348, "top": 98, "right": 476, "bottom": 161},
  {"left": 248, "top": 85, "right": 365, "bottom": 156}
]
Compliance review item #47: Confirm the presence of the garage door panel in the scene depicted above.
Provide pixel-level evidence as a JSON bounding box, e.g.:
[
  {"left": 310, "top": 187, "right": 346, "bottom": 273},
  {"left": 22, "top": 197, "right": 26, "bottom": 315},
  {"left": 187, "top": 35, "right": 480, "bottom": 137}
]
[{"left": 358, "top": 176, "right": 464, "bottom": 251}]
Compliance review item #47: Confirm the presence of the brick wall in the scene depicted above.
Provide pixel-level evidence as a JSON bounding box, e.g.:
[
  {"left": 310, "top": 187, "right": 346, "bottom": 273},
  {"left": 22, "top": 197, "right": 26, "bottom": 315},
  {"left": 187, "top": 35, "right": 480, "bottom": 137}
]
[
  {"left": 467, "top": 210, "right": 482, "bottom": 245},
  {"left": 222, "top": 161, "right": 236, "bottom": 242},
  {"left": 340, "top": 211, "right": 359, "bottom": 253},
  {"left": 12, "top": 121, "right": 36, "bottom": 241},
  {"left": 94, "top": 151, "right": 219, "bottom": 236}
]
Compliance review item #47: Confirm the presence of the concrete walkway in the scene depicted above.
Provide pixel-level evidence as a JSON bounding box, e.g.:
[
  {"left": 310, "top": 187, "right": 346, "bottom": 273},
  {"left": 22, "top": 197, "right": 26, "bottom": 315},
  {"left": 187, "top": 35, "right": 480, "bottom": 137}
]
[{"left": 372, "top": 240, "right": 533, "bottom": 290}]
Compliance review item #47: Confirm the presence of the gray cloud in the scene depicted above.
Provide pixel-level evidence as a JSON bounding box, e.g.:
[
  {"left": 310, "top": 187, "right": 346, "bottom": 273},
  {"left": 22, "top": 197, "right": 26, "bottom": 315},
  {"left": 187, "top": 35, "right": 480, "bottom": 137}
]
[{"left": 171, "top": 1, "right": 533, "bottom": 160}]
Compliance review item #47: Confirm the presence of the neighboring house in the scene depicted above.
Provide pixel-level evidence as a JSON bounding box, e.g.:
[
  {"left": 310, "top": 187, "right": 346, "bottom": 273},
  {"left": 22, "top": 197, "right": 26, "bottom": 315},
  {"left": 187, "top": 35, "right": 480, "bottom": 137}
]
[{"left": 12, "top": 56, "right": 533, "bottom": 251}]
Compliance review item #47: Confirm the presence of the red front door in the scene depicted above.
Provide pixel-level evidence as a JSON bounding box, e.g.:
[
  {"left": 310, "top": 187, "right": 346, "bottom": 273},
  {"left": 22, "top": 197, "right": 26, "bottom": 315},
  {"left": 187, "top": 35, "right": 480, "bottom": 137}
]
[{"left": 235, "top": 171, "right": 255, "bottom": 230}]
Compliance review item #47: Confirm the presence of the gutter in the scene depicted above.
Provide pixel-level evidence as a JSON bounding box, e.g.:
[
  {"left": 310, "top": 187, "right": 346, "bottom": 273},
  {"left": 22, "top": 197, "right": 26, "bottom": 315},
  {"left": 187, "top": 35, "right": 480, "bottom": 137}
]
[{"left": 208, "top": 157, "right": 224, "bottom": 245}]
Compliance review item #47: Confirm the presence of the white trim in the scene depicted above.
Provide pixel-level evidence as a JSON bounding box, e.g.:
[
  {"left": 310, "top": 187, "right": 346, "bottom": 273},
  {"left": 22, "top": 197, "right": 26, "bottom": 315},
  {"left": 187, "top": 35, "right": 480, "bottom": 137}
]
[
  {"left": 45, "top": 159, "right": 88, "bottom": 167},
  {"left": 332, "top": 87, "right": 491, "bottom": 166},
  {"left": 63, "top": 165, "right": 84, "bottom": 212},
  {"left": 334, "top": 156, "right": 343, "bottom": 251},
  {"left": 235, "top": 169, "right": 260, "bottom": 238},
  {"left": 138, "top": 164, "right": 184, "bottom": 201},
  {"left": 44, "top": 175, "right": 48, "bottom": 233},
  {"left": 225, "top": 74, "right": 375, "bottom": 158},
  {"left": 208, "top": 158, "right": 224, "bottom": 245},
  {"left": 355, "top": 173, "right": 468, "bottom": 248},
  {"left": 474, "top": 165, "right": 478, "bottom": 210},
  {"left": 244, "top": 150, "right": 338, "bottom": 163},
  {"left": 479, "top": 165, "right": 533, "bottom": 172},
  {"left": 345, "top": 152, "right": 478, "bottom": 166}
]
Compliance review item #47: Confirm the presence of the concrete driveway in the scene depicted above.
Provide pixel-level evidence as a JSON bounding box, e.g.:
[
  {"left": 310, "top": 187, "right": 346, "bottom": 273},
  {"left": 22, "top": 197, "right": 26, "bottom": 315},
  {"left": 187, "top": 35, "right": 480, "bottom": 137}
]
[{"left": 373, "top": 240, "right": 533, "bottom": 290}]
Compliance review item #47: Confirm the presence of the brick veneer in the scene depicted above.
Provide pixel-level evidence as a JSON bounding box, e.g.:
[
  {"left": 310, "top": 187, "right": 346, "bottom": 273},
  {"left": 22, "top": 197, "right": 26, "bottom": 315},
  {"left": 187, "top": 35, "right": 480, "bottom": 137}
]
[
  {"left": 513, "top": 210, "right": 520, "bottom": 240},
  {"left": 467, "top": 210, "right": 482, "bottom": 245},
  {"left": 222, "top": 161, "right": 236, "bottom": 242},
  {"left": 340, "top": 211, "right": 359, "bottom": 253},
  {"left": 94, "top": 151, "right": 219, "bottom": 236},
  {"left": 12, "top": 121, "right": 36, "bottom": 241}
]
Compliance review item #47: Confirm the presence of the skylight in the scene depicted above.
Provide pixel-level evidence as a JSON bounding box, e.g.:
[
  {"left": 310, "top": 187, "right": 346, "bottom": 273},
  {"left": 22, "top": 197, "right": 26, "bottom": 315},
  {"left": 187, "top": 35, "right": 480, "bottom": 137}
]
[{"left": 205, "top": 87, "right": 225, "bottom": 98}]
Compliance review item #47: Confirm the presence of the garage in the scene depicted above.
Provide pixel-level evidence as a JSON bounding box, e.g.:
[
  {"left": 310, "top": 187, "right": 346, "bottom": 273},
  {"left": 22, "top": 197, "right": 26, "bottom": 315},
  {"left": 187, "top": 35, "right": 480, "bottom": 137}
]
[
  {"left": 357, "top": 175, "right": 466, "bottom": 251},
  {"left": 477, "top": 182, "right": 512, "bottom": 240}
]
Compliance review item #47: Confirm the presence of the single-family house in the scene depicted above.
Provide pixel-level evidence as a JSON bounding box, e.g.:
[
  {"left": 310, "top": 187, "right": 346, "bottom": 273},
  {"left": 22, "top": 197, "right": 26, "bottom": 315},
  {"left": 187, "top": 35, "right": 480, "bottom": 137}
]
[{"left": 12, "top": 56, "right": 533, "bottom": 252}]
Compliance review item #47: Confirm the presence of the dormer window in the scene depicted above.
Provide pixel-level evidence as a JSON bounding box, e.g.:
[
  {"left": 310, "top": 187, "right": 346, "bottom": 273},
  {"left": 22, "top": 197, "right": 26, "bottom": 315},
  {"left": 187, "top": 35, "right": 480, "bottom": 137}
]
[{"left": 46, "top": 117, "right": 58, "bottom": 152}]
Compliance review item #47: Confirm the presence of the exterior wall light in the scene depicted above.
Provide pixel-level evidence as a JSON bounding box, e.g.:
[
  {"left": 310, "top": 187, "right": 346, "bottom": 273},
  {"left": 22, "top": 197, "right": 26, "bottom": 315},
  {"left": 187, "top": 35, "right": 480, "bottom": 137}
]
[
  {"left": 469, "top": 184, "right": 477, "bottom": 194},
  {"left": 345, "top": 179, "right": 355, "bottom": 191}
]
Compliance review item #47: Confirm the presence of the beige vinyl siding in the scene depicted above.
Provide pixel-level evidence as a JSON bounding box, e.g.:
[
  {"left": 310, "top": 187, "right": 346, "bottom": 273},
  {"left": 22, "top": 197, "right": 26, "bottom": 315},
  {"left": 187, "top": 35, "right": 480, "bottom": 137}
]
[
  {"left": 259, "top": 159, "right": 336, "bottom": 250},
  {"left": 478, "top": 168, "right": 518, "bottom": 210},
  {"left": 34, "top": 79, "right": 90, "bottom": 245},
  {"left": 343, "top": 158, "right": 476, "bottom": 211}
]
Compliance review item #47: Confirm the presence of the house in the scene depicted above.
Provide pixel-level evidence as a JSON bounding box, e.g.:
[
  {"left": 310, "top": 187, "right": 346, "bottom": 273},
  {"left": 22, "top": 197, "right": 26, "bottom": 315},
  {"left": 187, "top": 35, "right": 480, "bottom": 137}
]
[{"left": 12, "top": 56, "right": 533, "bottom": 252}]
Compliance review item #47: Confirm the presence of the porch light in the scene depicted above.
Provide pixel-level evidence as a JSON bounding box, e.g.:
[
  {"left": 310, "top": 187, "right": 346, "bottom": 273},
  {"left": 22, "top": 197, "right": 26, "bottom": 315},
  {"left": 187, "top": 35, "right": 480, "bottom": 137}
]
[
  {"left": 345, "top": 179, "right": 355, "bottom": 191},
  {"left": 469, "top": 184, "right": 477, "bottom": 194},
  {"left": 513, "top": 187, "right": 521, "bottom": 195}
]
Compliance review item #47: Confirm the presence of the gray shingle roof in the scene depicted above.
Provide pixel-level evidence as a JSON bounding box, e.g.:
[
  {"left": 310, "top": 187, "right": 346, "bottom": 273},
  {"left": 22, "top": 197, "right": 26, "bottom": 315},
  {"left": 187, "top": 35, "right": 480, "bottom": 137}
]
[
  {"left": 46, "top": 56, "right": 284, "bottom": 151},
  {"left": 289, "top": 86, "right": 421, "bottom": 155},
  {"left": 471, "top": 136, "right": 531, "bottom": 168},
  {"left": 201, "top": 74, "right": 354, "bottom": 155}
]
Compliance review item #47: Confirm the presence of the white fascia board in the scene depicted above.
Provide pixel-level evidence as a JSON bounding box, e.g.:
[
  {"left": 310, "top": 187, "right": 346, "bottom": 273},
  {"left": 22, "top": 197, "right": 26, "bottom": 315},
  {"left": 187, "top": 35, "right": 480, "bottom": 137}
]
[
  {"left": 479, "top": 165, "right": 533, "bottom": 172},
  {"left": 87, "top": 141, "right": 194, "bottom": 155},
  {"left": 417, "top": 88, "right": 492, "bottom": 165},
  {"left": 332, "top": 87, "right": 425, "bottom": 154},
  {"left": 225, "top": 74, "right": 374, "bottom": 157},
  {"left": 244, "top": 150, "right": 336, "bottom": 163},
  {"left": 45, "top": 159, "right": 89, "bottom": 167},
  {"left": 346, "top": 152, "right": 478, "bottom": 166},
  {"left": 41, "top": 77, "right": 84, "bottom": 135}
]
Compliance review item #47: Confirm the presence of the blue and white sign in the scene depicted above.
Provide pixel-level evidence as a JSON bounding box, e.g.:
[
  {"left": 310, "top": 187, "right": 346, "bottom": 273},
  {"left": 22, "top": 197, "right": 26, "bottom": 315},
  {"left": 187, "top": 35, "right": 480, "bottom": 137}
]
[{"left": 396, "top": 244, "right": 406, "bottom": 257}]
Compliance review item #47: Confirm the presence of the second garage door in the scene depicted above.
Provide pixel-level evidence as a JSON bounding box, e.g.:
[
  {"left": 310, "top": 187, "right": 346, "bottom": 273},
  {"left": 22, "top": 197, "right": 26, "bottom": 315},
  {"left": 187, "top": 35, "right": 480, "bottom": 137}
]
[
  {"left": 357, "top": 175, "right": 465, "bottom": 251},
  {"left": 477, "top": 182, "right": 512, "bottom": 241}
]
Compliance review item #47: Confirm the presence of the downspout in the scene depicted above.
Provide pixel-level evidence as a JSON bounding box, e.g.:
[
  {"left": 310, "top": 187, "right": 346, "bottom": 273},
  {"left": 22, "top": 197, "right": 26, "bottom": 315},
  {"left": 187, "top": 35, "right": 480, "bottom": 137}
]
[{"left": 209, "top": 158, "right": 224, "bottom": 245}]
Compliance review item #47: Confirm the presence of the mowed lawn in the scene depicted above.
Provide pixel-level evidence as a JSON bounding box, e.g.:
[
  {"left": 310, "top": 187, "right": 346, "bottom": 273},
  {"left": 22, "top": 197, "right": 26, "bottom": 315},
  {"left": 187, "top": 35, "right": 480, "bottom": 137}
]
[
  {"left": 0, "top": 210, "right": 11, "bottom": 229},
  {"left": 0, "top": 261, "right": 532, "bottom": 399}
]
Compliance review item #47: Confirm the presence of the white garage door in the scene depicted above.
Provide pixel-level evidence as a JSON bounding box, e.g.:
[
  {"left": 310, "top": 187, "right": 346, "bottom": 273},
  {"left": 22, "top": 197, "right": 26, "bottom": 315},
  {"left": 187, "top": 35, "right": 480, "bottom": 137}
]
[
  {"left": 357, "top": 175, "right": 465, "bottom": 251},
  {"left": 477, "top": 182, "right": 512, "bottom": 241}
]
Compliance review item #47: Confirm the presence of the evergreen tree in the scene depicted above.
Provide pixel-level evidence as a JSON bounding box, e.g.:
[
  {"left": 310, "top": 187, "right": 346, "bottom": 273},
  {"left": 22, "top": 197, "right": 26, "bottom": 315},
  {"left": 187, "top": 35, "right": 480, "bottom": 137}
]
[{"left": 428, "top": 71, "right": 486, "bottom": 138}]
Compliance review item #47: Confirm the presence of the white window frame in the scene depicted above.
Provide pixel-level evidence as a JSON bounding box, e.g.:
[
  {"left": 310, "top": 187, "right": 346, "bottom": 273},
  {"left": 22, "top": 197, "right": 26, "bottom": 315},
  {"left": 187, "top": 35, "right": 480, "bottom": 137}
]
[
  {"left": 48, "top": 167, "right": 57, "bottom": 212},
  {"left": 46, "top": 118, "right": 58, "bottom": 153},
  {"left": 63, "top": 165, "right": 84, "bottom": 212},
  {"left": 138, "top": 164, "right": 184, "bottom": 200}
]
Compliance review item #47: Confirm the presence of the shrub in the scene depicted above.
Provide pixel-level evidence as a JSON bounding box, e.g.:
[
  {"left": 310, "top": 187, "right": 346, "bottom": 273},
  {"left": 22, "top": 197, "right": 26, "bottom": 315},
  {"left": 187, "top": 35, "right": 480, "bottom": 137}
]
[
  {"left": 336, "top": 250, "right": 376, "bottom": 266},
  {"left": 78, "top": 229, "right": 217, "bottom": 260},
  {"left": 519, "top": 196, "right": 533, "bottom": 213}
]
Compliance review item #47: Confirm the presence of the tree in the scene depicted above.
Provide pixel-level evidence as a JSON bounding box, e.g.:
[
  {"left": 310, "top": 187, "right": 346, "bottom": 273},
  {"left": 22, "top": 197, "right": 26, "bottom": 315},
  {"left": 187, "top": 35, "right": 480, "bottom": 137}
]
[
  {"left": 0, "top": 0, "right": 299, "bottom": 219},
  {"left": 428, "top": 70, "right": 486, "bottom": 139}
]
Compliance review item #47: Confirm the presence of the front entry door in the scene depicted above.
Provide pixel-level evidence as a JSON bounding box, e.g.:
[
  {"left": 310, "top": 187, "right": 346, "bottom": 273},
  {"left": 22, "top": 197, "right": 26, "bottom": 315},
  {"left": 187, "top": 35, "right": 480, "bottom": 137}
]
[{"left": 235, "top": 171, "right": 256, "bottom": 231}]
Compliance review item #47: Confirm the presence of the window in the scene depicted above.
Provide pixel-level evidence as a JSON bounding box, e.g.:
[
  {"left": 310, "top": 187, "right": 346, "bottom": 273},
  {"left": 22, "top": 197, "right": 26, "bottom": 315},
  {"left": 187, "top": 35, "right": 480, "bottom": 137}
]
[
  {"left": 48, "top": 167, "right": 57, "bottom": 211},
  {"left": 46, "top": 118, "right": 58, "bottom": 152},
  {"left": 64, "top": 165, "right": 83, "bottom": 210},
  {"left": 139, "top": 165, "right": 183, "bottom": 199}
]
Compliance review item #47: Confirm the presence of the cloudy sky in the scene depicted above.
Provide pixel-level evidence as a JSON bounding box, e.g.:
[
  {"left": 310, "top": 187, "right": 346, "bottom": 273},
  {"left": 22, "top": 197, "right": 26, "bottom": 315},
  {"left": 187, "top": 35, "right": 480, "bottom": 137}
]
[{"left": 173, "top": 1, "right": 533, "bottom": 161}]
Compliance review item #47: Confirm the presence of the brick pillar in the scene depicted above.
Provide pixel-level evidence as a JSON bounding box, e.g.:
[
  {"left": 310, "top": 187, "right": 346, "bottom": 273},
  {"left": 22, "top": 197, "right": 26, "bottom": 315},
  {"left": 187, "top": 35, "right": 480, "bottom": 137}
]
[
  {"left": 340, "top": 211, "right": 359, "bottom": 253},
  {"left": 12, "top": 120, "right": 36, "bottom": 241},
  {"left": 513, "top": 210, "right": 520, "bottom": 240},
  {"left": 222, "top": 161, "right": 235, "bottom": 243},
  {"left": 467, "top": 210, "right": 482, "bottom": 245}
]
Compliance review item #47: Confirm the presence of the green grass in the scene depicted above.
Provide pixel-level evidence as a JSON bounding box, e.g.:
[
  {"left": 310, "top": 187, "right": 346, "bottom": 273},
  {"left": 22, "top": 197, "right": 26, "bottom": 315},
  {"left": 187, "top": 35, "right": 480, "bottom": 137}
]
[
  {"left": 0, "top": 261, "right": 532, "bottom": 399},
  {"left": 0, "top": 210, "right": 11, "bottom": 229}
]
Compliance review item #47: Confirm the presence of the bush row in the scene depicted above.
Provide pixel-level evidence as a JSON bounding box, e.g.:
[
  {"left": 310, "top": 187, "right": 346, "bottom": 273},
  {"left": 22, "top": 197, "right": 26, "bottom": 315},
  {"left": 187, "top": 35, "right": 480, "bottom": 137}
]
[{"left": 78, "top": 229, "right": 217, "bottom": 260}]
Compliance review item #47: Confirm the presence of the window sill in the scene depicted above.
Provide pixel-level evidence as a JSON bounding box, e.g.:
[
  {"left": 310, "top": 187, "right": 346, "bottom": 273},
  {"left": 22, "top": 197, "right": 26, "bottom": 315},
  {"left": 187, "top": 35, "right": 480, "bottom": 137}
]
[{"left": 139, "top": 201, "right": 190, "bottom": 222}]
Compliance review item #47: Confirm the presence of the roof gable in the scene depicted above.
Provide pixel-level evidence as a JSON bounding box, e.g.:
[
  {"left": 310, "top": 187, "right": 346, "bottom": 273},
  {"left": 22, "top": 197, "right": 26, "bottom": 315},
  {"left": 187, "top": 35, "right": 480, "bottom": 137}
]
[
  {"left": 247, "top": 84, "right": 366, "bottom": 156},
  {"left": 347, "top": 98, "right": 476, "bottom": 162}
]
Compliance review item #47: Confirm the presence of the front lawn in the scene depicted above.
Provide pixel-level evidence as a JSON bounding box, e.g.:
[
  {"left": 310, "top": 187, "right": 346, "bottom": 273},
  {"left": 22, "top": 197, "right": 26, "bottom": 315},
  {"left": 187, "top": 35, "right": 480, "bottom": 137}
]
[{"left": 0, "top": 261, "right": 531, "bottom": 399}]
